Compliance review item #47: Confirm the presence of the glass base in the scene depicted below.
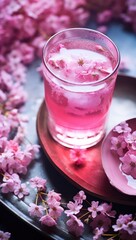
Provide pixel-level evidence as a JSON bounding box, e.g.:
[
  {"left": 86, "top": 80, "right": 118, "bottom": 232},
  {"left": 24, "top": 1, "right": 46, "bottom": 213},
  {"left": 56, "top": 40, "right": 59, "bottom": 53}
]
[{"left": 47, "top": 120, "right": 105, "bottom": 149}]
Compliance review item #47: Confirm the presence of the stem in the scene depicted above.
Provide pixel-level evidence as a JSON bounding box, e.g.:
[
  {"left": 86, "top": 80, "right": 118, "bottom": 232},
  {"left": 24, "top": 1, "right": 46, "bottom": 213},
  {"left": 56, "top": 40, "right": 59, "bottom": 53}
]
[
  {"left": 39, "top": 191, "right": 47, "bottom": 196},
  {"left": 103, "top": 233, "right": 119, "bottom": 239},
  {"left": 35, "top": 193, "right": 39, "bottom": 205},
  {"left": 85, "top": 199, "right": 92, "bottom": 206},
  {"left": 79, "top": 211, "right": 90, "bottom": 220}
]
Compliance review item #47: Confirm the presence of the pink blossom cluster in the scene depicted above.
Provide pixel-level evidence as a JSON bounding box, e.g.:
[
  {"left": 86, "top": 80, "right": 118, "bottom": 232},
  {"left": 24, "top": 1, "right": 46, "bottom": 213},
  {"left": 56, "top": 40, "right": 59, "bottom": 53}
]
[
  {"left": 88, "top": 0, "right": 136, "bottom": 34},
  {"left": 111, "top": 121, "right": 136, "bottom": 178},
  {"left": 47, "top": 43, "right": 112, "bottom": 82},
  {"left": 27, "top": 179, "right": 136, "bottom": 239},
  {"left": 65, "top": 192, "right": 136, "bottom": 239},
  {"left": 65, "top": 193, "right": 117, "bottom": 238},
  {"left": 28, "top": 177, "right": 64, "bottom": 227},
  {"left": 0, "top": 0, "right": 90, "bottom": 117},
  {"left": 121, "top": 0, "right": 136, "bottom": 32},
  {"left": 0, "top": 138, "right": 40, "bottom": 198},
  {"left": 0, "top": 0, "right": 90, "bottom": 72},
  {"left": 0, "top": 1, "right": 136, "bottom": 239}
]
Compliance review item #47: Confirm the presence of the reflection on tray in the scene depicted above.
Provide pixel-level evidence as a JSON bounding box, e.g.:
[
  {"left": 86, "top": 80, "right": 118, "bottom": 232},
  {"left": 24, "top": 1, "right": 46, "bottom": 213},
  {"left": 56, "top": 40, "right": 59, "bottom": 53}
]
[{"left": 37, "top": 75, "right": 136, "bottom": 206}]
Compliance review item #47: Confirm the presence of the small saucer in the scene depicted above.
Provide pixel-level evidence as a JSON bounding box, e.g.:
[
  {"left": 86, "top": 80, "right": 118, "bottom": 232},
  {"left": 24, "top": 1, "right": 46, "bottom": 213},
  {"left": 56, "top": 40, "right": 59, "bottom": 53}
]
[{"left": 101, "top": 118, "right": 136, "bottom": 196}]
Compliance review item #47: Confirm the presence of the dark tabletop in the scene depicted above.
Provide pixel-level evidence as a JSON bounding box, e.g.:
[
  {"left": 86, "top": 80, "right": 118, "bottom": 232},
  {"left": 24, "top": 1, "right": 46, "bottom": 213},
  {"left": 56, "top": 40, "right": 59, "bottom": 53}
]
[{"left": 0, "top": 21, "right": 136, "bottom": 240}]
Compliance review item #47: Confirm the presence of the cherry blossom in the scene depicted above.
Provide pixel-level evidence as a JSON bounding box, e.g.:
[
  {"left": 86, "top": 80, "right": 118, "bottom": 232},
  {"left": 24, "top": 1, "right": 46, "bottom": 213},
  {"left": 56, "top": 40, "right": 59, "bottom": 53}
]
[
  {"left": 39, "top": 214, "right": 57, "bottom": 227},
  {"left": 0, "top": 139, "right": 39, "bottom": 175},
  {"left": 66, "top": 214, "right": 84, "bottom": 237},
  {"left": 112, "top": 214, "right": 133, "bottom": 232},
  {"left": 97, "top": 10, "right": 113, "bottom": 24},
  {"left": 111, "top": 121, "right": 136, "bottom": 178},
  {"left": 111, "top": 135, "right": 127, "bottom": 156},
  {"left": 124, "top": 131, "right": 136, "bottom": 150},
  {"left": 73, "top": 190, "right": 86, "bottom": 204},
  {"left": 14, "top": 183, "right": 29, "bottom": 199},
  {"left": 0, "top": 114, "right": 10, "bottom": 138},
  {"left": 123, "top": 220, "right": 136, "bottom": 235},
  {"left": 29, "top": 176, "right": 47, "bottom": 191},
  {"left": 120, "top": 151, "right": 136, "bottom": 178},
  {"left": 113, "top": 121, "right": 131, "bottom": 134},
  {"left": 0, "top": 1, "right": 136, "bottom": 239},
  {"left": 69, "top": 149, "right": 86, "bottom": 166},
  {"left": 47, "top": 46, "right": 112, "bottom": 83},
  {"left": 99, "top": 202, "right": 116, "bottom": 218},
  {"left": 0, "top": 173, "right": 21, "bottom": 193},
  {"left": 93, "top": 227, "right": 104, "bottom": 240},
  {"left": 88, "top": 201, "right": 101, "bottom": 218},
  {"left": 46, "top": 190, "right": 62, "bottom": 206},
  {"left": 48, "top": 203, "right": 64, "bottom": 219},
  {"left": 65, "top": 200, "right": 83, "bottom": 216},
  {"left": 28, "top": 203, "right": 44, "bottom": 218}
]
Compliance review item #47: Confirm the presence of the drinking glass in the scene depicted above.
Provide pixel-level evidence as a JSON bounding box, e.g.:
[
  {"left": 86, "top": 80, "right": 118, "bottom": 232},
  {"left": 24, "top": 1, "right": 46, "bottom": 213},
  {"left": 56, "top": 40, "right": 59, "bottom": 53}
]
[{"left": 42, "top": 28, "right": 120, "bottom": 149}]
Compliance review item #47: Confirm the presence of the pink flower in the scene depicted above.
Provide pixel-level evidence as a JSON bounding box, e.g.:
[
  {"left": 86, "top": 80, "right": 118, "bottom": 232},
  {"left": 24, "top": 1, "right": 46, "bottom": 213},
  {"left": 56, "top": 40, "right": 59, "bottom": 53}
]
[
  {"left": 100, "top": 203, "right": 116, "bottom": 218},
  {"left": 69, "top": 149, "right": 86, "bottom": 166},
  {"left": 14, "top": 125, "right": 26, "bottom": 144},
  {"left": 14, "top": 183, "right": 29, "bottom": 199},
  {"left": 5, "top": 84, "right": 27, "bottom": 110},
  {"left": 8, "top": 49, "right": 22, "bottom": 66},
  {"left": 113, "top": 121, "right": 131, "bottom": 134},
  {"left": 66, "top": 215, "right": 84, "bottom": 237},
  {"left": 88, "top": 201, "right": 102, "bottom": 218},
  {"left": 28, "top": 203, "right": 44, "bottom": 218},
  {"left": 0, "top": 150, "right": 13, "bottom": 173},
  {"left": 22, "top": 17, "right": 36, "bottom": 38},
  {"left": 31, "top": 36, "right": 45, "bottom": 57},
  {"left": 93, "top": 227, "right": 104, "bottom": 240},
  {"left": 12, "top": 64, "right": 27, "bottom": 83},
  {"left": 29, "top": 177, "right": 46, "bottom": 191},
  {"left": 111, "top": 135, "right": 127, "bottom": 156},
  {"left": 65, "top": 200, "right": 82, "bottom": 216},
  {"left": 25, "top": 144, "right": 40, "bottom": 158},
  {"left": 20, "top": 43, "right": 35, "bottom": 64},
  {"left": 0, "top": 89, "right": 6, "bottom": 102},
  {"left": 71, "top": 7, "right": 90, "bottom": 27},
  {"left": 123, "top": 220, "right": 136, "bottom": 235},
  {"left": 0, "top": 114, "right": 10, "bottom": 138},
  {"left": 120, "top": 151, "right": 136, "bottom": 178},
  {"left": 97, "top": 10, "right": 112, "bottom": 24},
  {"left": 40, "top": 214, "right": 57, "bottom": 227},
  {"left": 48, "top": 204, "right": 64, "bottom": 219},
  {"left": 46, "top": 190, "right": 61, "bottom": 207},
  {"left": 124, "top": 131, "right": 136, "bottom": 150},
  {"left": 73, "top": 190, "right": 86, "bottom": 204},
  {"left": 112, "top": 214, "right": 132, "bottom": 232},
  {"left": 0, "top": 173, "right": 21, "bottom": 193},
  {"left": 0, "top": 70, "right": 12, "bottom": 91}
]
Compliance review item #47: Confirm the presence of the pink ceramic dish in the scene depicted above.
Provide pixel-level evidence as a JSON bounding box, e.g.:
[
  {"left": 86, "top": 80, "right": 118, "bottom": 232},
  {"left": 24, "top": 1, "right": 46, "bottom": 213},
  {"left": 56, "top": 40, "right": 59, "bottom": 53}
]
[{"left": 101, "top": 118, "right": 136, "bottom": 196}]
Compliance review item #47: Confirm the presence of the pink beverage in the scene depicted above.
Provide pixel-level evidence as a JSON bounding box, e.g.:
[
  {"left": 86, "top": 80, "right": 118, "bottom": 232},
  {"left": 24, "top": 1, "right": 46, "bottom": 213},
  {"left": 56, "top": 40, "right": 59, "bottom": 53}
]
[{"left": 42, "top": 28, "right": 120, "bottom": 148}]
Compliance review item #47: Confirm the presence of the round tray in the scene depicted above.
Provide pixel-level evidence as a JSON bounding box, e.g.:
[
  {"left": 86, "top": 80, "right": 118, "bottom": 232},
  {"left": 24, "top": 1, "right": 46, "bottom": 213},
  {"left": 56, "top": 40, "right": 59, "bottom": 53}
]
[{"left": 36, "top": 75, "right": 136, "bottom": 206}]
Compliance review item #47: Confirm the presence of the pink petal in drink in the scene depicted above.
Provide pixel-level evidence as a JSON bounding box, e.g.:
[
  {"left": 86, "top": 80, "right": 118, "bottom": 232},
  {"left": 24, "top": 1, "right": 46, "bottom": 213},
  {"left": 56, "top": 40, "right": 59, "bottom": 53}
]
[{"left": 42, "top": 29, "right": 120, "bottom": 148}]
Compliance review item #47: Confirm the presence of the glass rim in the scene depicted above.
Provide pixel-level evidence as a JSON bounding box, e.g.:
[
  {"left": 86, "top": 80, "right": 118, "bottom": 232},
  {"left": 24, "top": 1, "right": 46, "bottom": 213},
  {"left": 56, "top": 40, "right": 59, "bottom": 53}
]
[{"left": 42, "top": 27, "right": 120, "bottom": 86}]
